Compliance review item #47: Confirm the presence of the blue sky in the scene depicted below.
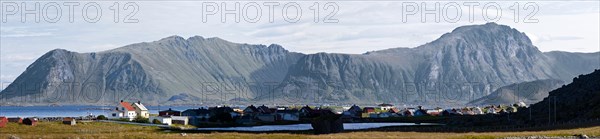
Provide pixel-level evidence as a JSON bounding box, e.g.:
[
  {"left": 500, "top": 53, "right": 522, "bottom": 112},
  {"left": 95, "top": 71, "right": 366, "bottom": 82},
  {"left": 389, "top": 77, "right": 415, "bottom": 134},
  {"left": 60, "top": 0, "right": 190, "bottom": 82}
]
[{"left": 1, "top": 1, "right": 599, "bottom": 86}]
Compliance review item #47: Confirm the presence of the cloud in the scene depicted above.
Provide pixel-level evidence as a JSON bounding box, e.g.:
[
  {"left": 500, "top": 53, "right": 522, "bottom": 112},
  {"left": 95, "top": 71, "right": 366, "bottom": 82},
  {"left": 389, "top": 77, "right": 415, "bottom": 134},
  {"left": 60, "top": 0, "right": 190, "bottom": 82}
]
[
  {"left": 0, "top": 26, "right": 54, "bottom": 38},
  {"left": 526, "top": 33, "right": 584, "bottom": 44},
  {"left": 2, "top": 54, "right": 38, "bottom": 62}
]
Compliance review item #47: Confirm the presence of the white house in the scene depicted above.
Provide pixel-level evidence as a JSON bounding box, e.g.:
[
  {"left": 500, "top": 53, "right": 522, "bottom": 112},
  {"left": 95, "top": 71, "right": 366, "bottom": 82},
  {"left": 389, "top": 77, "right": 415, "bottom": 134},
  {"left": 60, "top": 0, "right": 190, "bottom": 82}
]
[
  {"left": 276, "top": 110, "right": 300, "bottom": 121},
  {"left": 171, "top": 116, "right": 189, "bottom": 125},
  {"left": 132, "top": 101, "right": 149, "bottom": 118},
  {"left": 110, "top": 100, "right": 137, "bottom": 121},
  {"left": 378, "top": 103, "right": 394, "bottom": 111},
  {"left": 149, "top": 116, "right": 172, "bottom": 125},
  {"left": 473, "top": 107, "right": 484, "bottom": 115}
]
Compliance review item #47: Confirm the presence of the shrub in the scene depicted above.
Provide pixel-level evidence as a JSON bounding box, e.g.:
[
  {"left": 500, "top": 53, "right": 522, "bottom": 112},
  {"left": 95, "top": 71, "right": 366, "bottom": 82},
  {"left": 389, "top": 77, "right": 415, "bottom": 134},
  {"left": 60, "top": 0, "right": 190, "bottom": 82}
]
[
  {"left": 152, "top": 119, "right": 162, "bottom": 124},
  {"left": 133, "top": 116, "right": 149, "bottom": 123},
  {"left": 97, "top": 115, "right": 108, "bottom": 120}
]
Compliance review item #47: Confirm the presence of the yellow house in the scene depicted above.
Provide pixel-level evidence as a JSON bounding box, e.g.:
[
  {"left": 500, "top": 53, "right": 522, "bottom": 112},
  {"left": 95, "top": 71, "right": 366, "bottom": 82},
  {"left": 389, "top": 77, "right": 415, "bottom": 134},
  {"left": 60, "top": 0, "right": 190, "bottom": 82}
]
[{"left": 132, "top": 101, "right": 149, "bottom": 118}]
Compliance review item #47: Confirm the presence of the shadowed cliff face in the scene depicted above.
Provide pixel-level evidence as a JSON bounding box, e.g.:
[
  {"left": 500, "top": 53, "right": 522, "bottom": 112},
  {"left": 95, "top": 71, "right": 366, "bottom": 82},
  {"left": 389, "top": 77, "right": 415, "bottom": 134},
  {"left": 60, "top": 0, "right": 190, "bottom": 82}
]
[
  {"left": 515, "top": 69, "right": 600, "bottom": 123},
  {"left": 1, "top": 23, "right": 598, "bottom": 106},
  {"left": 467, "top": 79, "right": 565, "bottom": 106}
]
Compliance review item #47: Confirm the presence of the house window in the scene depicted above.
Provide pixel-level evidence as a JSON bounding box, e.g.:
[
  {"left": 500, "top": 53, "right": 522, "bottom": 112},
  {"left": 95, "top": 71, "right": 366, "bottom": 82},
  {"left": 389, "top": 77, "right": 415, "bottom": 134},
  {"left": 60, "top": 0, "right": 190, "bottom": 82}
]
[{"left": 112, "top": 113, "right": 116, "bottom": 117}]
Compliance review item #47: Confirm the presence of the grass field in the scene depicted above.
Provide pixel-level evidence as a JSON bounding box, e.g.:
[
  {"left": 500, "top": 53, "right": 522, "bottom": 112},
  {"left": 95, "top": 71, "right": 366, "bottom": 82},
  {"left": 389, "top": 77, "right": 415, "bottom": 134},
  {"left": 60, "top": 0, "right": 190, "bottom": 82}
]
[{"left": 1, "top": 121, "right": 599, "bottom": 139}]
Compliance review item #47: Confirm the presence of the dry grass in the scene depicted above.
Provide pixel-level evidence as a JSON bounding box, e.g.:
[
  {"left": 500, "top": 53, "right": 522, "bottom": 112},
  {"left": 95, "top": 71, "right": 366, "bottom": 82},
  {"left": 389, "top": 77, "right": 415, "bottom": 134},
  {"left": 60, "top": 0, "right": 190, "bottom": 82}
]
[{"left": 1, "top": 121, "right": 599, "bottom": 139}]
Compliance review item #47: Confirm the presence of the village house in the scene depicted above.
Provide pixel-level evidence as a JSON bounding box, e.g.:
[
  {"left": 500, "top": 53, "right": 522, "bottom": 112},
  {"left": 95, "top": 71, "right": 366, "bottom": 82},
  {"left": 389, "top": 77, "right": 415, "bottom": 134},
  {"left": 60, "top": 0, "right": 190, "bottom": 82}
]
[
  {"left": 299, "top": 105, "right": 313, "bottom": 118},
  {"left": 0, "top": 117, "right": 7, "bottom": 128},
  {"left": 473, "top": 107, "right": 484, "bottom": 115},
  {"left": 257, "top": 105, "right": 273, "bottom": 114},
  {"left": 485, "top": 106, "right": 498, "bottom": 114},
  {"left": 378, "top": 112, "right": 393, "bottom": 118},
  {"left": 442, "top": 109, "right": 460, "bottom": 116},
  {"left": 159, "top": 108, "right": 181, "bottom": 116},
  {"left": 426, "top": 108, "right": 443, "bottom": 116},
  {"left": 276, "top": 109, "right": 300, "bottom": 121},
  {"left": 230, "top": 110, "right": 242, "bottom": 119},
  {"left": 236, "top": 115, "right": 256, "bottom": 125},
  {"left": 182, "top": 108, "right": 211, "bottom": 126},
  {"left": 8, "top": 117, "right": 22, "bottom": 123},
  {"left": 233, "top": 108, "right": 244, "bottom": 114},
  {"left": 378, "top": 103, "right": 394, "bottom": 111},
  {"left": 363, "top": 107, "right": 376, "bottom": 113},
  {"left": 398, "top": 108, "right": 415, "bottom": 117},
  {"left": 132, "top": 101, "right": 150, "bottom": 118},
  {"left": 62, "top": 117, "right": 76, "bottom": 126},
  {"left": 343, "top": 105, "right": 362, "bottom": 118},
  {"left": 413, "top": 106, "right": 429, "bottom": 117},
  {"left": 461, "top": 107, "right": 476, "bottom": 115},
  {"left": 253, "top": 105, "right": 276, "bottom": 122},
  {"left": 110, "top": 100, "right": 137, "bottom": 120},
  {"left": 149, "top": 116, "right": 172, "bottom": 125},
  {"left": 23, "top": 117, "right": 37, "bottom": 126},
  {"left": 256, "top": 112, "right": 276, "bottom": 122},
  {"left": 388, "top": 107, "right": 400, "bottom": 114},
  {"left": 171, "top": 116, "right": 189, "bottom": 125},
  {"left": 243, "top": 105, "right": 260, "bottom": 117}
]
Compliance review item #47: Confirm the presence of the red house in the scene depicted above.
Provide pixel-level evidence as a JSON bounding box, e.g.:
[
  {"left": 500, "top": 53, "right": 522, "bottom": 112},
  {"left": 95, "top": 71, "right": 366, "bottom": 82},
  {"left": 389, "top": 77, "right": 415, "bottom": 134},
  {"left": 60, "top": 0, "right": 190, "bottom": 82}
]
[
  {"left": 363, "top": 107, "right": 375, "bottom": 113},
  {"left": 0, "top": 117, "right": 8, "bottom": 128},
  {"left": 8, "top": 117, "right": 22, "bottom": 123},
  {"left": 23, "top": 118, "right": 38, "bottom": 126}
]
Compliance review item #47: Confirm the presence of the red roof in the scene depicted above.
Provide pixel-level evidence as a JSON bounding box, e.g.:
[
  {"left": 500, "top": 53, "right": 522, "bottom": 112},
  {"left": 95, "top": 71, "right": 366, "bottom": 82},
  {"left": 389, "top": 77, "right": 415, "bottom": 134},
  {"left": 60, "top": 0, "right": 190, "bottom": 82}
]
[{"left": 120, "top": 102, "right": 135, "bottom": 111}]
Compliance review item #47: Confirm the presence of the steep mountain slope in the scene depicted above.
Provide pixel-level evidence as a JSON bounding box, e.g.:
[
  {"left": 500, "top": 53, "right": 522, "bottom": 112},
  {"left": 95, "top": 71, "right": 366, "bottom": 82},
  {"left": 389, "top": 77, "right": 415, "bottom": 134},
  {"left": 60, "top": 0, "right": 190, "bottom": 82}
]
[
  {"left": 0, "top": 36, "right": 303, "bottom": 105},
  {"left": 516, "top": 69, "right": 600, "bottom": 123},
  {"left": 0, "top": 23, "right": 598, "bottom": 106},
  {"left": 273, "top": 23, "right": 598, "bottom": 105},
  {"left": 466, "top": 79, "right": 564, "bottom": 106}
]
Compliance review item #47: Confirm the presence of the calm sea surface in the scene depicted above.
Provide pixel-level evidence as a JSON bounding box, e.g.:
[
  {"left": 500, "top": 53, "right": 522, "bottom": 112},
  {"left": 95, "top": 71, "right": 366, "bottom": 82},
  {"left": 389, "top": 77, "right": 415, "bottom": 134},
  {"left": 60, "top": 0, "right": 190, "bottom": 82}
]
[
  {"left": 195, "top": 123, "right": 438, "bottom": 131},
  {"left": 0, "top": 106, "right": 202, "bottom": 117}
]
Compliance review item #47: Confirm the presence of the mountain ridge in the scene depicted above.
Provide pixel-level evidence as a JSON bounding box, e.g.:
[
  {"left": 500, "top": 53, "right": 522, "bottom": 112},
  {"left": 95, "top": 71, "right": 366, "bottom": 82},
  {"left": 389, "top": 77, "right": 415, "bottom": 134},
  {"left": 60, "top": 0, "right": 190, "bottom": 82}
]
[{"left": 1, "top": 23, "right": 598, "bottom": 106}]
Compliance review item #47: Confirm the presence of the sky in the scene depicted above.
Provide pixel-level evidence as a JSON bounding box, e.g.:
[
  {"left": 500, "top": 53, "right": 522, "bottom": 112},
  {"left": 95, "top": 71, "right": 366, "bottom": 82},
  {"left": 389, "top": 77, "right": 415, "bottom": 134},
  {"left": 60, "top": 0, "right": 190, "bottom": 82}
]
[{"left": 1, "top": 1, "right": 599, "bottom": 86}]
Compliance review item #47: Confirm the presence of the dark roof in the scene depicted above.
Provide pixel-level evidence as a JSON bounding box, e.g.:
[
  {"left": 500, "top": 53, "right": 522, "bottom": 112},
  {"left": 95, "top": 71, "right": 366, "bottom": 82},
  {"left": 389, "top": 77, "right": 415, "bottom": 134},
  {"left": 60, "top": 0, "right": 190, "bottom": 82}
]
[
  {"left": 209, "top": 106, "right": 234, "bottom": 114},
  {"left": 159, "top": 108, "right": 181, "bottom": 113},
  {"left": 257, "top": 105, "right": 272, "bottom": 113},
  {"left": 378, "top": 103, "right": 393, "bottom": 107},
  {"left": 300, "top": 105, "right": 313, "bottom": 112},
  {"left": 182, "top": 108, "right": 210, "bottom": 116},
  {"left": 277, "top": 109, "right": 299, "bottom": 114},
  {"left": 388, "top": 108, "right": 400, "bottom": 113},
  {"left": 244, "top": 105, "right": 259, "bottom": 112},
  {"left": 348, "top": 105, "right": 362, "bottom": 112}
]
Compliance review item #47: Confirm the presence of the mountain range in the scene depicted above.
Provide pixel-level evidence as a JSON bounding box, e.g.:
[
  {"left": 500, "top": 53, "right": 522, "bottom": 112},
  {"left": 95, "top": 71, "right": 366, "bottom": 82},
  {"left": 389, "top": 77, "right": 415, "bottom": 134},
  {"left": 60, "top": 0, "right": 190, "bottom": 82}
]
[{"left": 0, "top": 22, "right": 598, "bottom": 106}]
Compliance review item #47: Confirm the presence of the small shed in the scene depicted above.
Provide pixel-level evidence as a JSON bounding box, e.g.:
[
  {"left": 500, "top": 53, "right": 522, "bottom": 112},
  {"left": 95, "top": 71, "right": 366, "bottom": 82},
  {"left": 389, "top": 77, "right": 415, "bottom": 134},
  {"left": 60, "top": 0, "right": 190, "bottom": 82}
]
[
  {"left": 63, "top": 117, "right": 76, "bottom": 126},
  {"left": 8, "top": 117, "right": 22, "bottom": 123},
  {"left": 0, "top": 117, "right": 8, "bottom": 128},
  {"left": 23, "top": 118, "right": 38, "bottom": 126}
]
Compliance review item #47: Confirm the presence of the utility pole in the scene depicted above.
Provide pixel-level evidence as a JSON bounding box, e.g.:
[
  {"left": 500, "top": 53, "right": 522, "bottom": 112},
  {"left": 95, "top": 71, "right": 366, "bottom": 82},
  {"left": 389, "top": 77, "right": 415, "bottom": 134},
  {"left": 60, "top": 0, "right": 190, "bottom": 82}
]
[
  {"left": 554, "top": 96, "right": 557, "bottom": 123},
  {"left": 529, "top": 106, "right": 532, "bottom": 121},
  {"left": 548, "top": 97, "right": 551, "bottom": 124}
]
